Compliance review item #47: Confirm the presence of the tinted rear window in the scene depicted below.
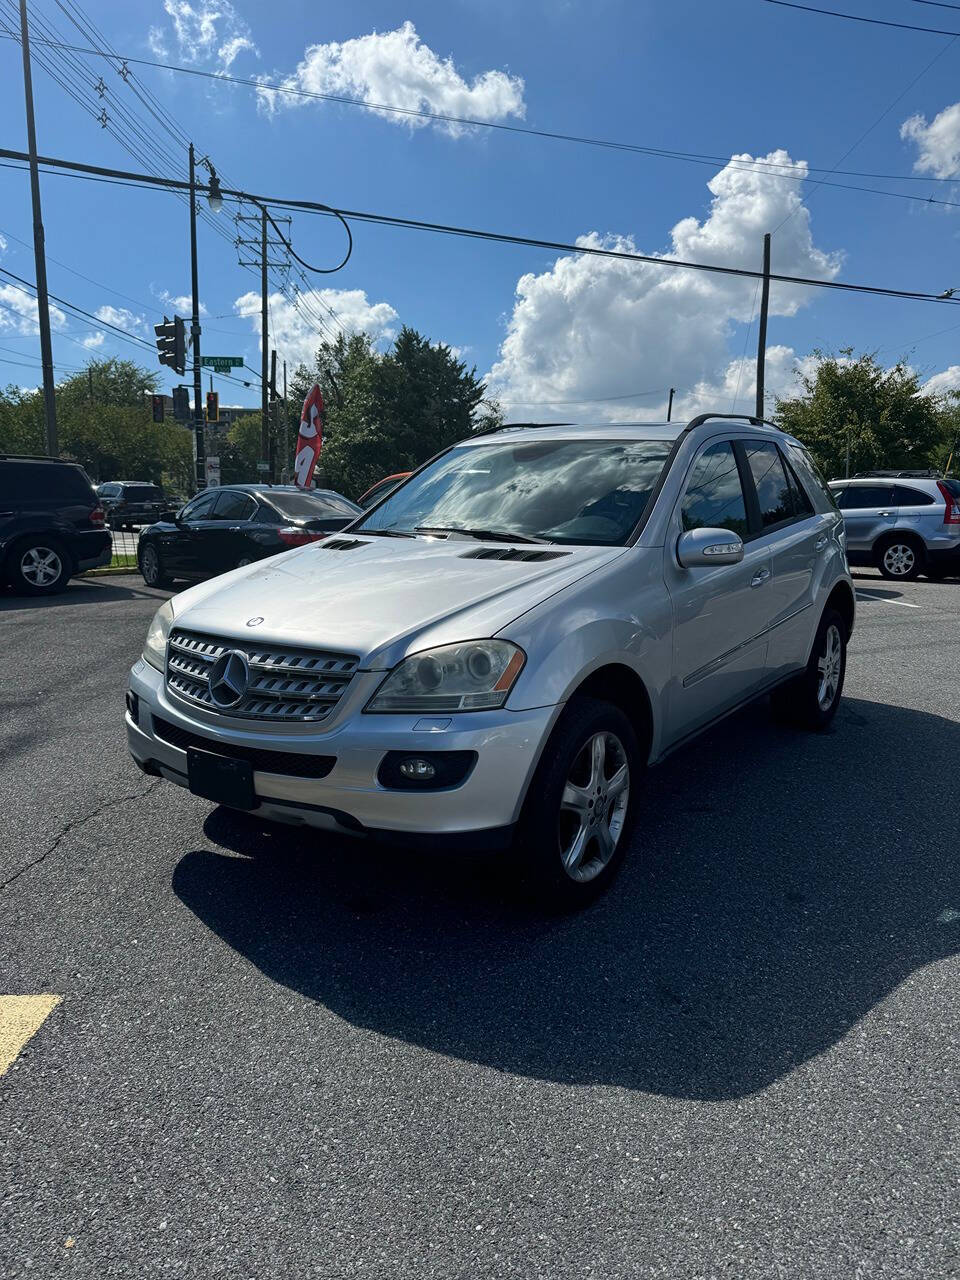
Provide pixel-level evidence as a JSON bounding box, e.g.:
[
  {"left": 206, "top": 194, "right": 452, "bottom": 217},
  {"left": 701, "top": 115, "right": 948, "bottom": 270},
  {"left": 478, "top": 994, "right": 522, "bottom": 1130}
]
[
  {"left": 265, "top": 491, "right": 358, "bottom": 521},
  {"left": 0, "top": 460, "right": 94, "bottom": 503},
  {"left": 893, "top": 485, "right": 935, "bottom": 506},
  {"left": 122, "top": 485, "right": 163, "bottom": 501}
]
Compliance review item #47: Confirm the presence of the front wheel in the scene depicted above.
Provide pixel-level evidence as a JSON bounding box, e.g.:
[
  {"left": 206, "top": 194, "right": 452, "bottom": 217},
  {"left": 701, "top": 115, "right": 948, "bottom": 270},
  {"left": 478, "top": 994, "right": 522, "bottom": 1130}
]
[
  {"left": 513, "top": 696, "right": 641, "bottom": 910},
  {"left": 140, "top": 543, "right": 172, "bottom": 588},
  {"left": 876, "top": 536, "right": 923, "bottom": 581},
  {"left": 771, "top": 607, "right": 847, "bottom": 731}
]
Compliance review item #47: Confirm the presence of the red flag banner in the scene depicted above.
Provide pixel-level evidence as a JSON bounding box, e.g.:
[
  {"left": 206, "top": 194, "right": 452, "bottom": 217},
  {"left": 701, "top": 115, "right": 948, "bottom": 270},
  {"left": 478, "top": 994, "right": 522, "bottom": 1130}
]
[{"left": 294, "top": 384, "right": 324, "bottom": 489}]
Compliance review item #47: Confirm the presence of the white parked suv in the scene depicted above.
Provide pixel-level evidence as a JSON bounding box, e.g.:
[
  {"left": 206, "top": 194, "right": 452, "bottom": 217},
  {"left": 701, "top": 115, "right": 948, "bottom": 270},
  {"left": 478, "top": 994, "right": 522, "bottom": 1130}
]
[{"left": 127, "top": 414, "right": 854, "bottom": 906}]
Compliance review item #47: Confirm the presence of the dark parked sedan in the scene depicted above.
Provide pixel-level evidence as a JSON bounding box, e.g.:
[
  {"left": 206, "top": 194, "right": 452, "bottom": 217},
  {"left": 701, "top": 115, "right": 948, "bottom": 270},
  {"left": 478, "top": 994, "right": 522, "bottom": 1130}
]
[{"left": 137, "top": 484, "right": 361, "bottom": 587}]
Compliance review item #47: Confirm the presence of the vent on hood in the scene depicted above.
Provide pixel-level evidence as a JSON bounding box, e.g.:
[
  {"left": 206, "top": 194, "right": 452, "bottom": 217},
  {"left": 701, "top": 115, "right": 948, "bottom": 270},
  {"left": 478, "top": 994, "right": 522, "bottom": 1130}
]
[
  {"left": 322, "top": 538, "right": 369, "bottom": 551},
  {"left": 460, "top": 547, "right": 570, "bottom": 562}
]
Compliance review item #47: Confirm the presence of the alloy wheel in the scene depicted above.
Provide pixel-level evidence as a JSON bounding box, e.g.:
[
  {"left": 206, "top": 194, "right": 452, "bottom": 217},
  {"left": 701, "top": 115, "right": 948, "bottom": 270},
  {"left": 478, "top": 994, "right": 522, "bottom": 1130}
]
[
  {"left": 20, "top": 545, "right": 63, "bottom": 588},
  {"left": 817, "top": 623, "right": 843, "bottom": 711},
  {"left": 142, "top": 546, "right": 159, "bottom": 584},
  {"left": 557, "top": 731, "right": 630, "bottom": 882},
  {"left": 882, "top": 542, "right": 915, "bottom": 577}
]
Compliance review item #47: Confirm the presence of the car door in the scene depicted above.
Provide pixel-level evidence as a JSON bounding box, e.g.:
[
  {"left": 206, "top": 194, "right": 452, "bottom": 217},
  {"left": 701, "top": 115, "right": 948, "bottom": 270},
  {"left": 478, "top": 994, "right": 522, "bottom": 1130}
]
[
  {"left": 207, "top": 489, "right": 258, "bottom": 573},
  {"left": 664, "top": 439, "right": 772, "bottom": 744},
  {"left": 739, "top": 439, "right": 831, "bottom": 680},
  {"left": 161, "top": 489, "right": 218, "bottom": 575},
  {"left": 893, "top": 484, "right": 939, "bottom": 550},
  {"left": 835, "top": 484, "right": 897, "bottom": 552}
]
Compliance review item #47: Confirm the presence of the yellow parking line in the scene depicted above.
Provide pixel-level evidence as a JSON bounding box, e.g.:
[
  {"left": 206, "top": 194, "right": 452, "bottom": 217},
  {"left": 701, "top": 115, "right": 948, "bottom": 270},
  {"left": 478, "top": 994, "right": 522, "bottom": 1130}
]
[{"left": 0, "top": 995, "right": 61, "bottom": 1075}]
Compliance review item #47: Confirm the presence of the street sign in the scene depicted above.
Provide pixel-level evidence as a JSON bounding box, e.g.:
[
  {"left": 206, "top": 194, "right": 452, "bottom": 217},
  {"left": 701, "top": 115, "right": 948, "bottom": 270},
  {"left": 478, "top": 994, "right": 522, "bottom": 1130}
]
[
  {"left": 256, "top": 460, "right": 270, "bottom": 473},
  {"left": 201, "top": 356, "right": 243, "bottom": 372},
  {"left": 205, "top": 456, "right": 221, "bottom": 487}
]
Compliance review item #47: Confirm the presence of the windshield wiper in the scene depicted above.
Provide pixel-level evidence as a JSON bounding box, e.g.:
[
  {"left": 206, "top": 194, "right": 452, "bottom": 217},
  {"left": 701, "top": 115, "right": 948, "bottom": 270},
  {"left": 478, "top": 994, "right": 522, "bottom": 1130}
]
[
  {"left": 358, "top": 527, "right": 417, "bottom": 539},
  {"left": 415, "top": 525, "right": 550, "bottom": 544}
]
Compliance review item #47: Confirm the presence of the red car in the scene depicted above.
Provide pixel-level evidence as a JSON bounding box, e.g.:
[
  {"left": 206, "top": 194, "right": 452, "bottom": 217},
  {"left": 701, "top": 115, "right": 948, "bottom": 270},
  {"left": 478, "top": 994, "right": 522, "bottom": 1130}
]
[{"left": 358, "top": 471, "right": 411, "bottom": 509}]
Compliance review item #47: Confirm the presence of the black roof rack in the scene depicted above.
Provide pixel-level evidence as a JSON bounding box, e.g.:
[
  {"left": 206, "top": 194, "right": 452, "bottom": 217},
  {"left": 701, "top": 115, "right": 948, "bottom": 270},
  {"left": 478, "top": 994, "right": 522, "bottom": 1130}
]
[
  {"left": 0, "top": 452, "right": 75, "bottom": 463},
  {"left": 851, "top": 469, "right": 943, "bottom": 479},
  {"left": 684, "top": 412, "right": 781, "bottom": 432}
]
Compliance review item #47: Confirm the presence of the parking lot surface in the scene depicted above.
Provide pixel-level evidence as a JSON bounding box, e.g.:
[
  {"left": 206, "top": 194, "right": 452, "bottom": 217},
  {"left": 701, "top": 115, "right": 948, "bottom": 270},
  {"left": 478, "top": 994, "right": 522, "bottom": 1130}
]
[{"left": 1, "top": 570, "right": 958, "bottom": 1278}]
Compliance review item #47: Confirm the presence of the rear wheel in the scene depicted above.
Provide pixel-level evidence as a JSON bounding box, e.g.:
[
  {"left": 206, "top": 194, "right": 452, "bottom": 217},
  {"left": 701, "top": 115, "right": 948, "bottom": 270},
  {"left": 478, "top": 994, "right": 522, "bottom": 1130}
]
[
  {"left": 771, "top": 607, "right": 847, "bottom": 730},
  {"left": 140, "top": 542, "right": 172, "bottom": 588},
  {"left": 9, "top": 536, "right": 71, "bottom": 595},
  {"left": 513, "top": 696, "right": 641, "bottom": 910},
  {"left": 876, "top": 535, "right": 923, "bottom": 581}
]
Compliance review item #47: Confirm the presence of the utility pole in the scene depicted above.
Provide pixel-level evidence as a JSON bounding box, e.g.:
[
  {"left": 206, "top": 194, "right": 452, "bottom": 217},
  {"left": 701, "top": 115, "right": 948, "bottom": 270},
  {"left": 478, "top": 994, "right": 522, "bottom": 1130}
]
[
  {"left": 188, "top": 143, "right": 206, "bottom": 490},
  {"left": 18, "top": 0, "right": 57, "bottom": 456},
  {"left": 260, "top": 206, "right": 270, "bottom": 481},
  {"left": 755, "top": 232, "right": 771, "bottom": 420},
  {"left": 666, "top": 387, "right": 675, "bottom": 422},
  {"left": 283, "top": 359, "right": 289, "bottom": 482}
]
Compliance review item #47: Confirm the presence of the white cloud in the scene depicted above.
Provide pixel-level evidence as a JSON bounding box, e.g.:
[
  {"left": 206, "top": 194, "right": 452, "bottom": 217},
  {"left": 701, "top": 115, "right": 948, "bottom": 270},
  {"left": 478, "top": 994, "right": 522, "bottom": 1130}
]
[
  {"left": 0, "top": 285, "right": 67, "bottom": 335},
  {"left": 81, "top": 331, "right": 106, "bottom": 350},
  {"left": 901, "top": 104, "right": 960, "bottom": 178},
  {"left": 149, "top": 0, "right": 258, "bottom": 69},
  {"left": 155, "top": 289, "right": 207, "bottom": 317},
  {"left": 234, "top": 286, "right": 398, "bottom": 368},
  {"left": 0, "top": 233, "right": 7, "bottom": 255},
  {"left": 923, "top": 365, "right": 960, "bottom": 397},
  {"left": 485, "top": 151, "right": 842, "bottom": 421},
  {"left": 257, "top": 21, "right": 525, "bottom": 134},
  {"left": 94, "top": 305, "right": 146, "bottom": 334}
]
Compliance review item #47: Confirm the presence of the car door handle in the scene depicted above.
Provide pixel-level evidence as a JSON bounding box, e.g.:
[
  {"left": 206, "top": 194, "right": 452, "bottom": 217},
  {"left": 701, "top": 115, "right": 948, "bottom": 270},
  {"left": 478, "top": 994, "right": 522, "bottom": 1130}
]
[
  {"left": 878, "top": 510, "right": 894, "bottom": 516},
  {"left": 227, "top": 526, "right": 242, "bottom": 533},
  {"left": 750, "top": 568, "right": 770, "bottom": 588},
  {"left": 815, "top": 534, "right": 828, "bottom": 551}
]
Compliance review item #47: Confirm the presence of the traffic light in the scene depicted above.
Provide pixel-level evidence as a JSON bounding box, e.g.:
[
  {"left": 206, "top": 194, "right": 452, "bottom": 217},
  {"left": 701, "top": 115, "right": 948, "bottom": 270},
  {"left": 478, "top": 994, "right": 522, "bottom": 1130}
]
[
  {"left": 154, "top": 315, "right": 186, "bottom": 376},
  {"left": 151, "top": 394, "right": 165, "bottom": 423},
  {"left": 172, "top": 386, "right": 190, "bottom": 421},
  {"left": 206, "top": 390, "right": 219, "bottom": 423}
]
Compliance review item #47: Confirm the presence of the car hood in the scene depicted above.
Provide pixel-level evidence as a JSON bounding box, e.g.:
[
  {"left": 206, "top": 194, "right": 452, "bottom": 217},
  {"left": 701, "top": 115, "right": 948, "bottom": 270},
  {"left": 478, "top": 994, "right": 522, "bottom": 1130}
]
[{"left": 171, "top": 535, "right": 625, "bottom": 668}]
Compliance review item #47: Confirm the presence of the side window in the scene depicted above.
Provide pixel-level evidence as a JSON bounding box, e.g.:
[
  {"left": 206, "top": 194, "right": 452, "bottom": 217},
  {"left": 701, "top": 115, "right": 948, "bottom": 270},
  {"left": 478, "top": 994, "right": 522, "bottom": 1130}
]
[
  {"left": 212, "top": 491, "right": 256, "bottom": 520},
  {"left": 681, "top": 441, "right": 749, "bottom": 538},
  {"left": 254, "top": 502, "right": 282, "bottom": 525},
  {"left": 892, "top": 485, "right": 935, "bottom": 507},
  {"left": 780, "top": 450, "right": 814, "bottom": 516},
  {"left": 838, "top": 485, "right": 895, "bottom": 510},
  {"left": 180, "top": 491, "right": 218, "bottom": 521},
  {"left": 743, "top": 442, "right": 795, "bottom": 529},
  {"left": 784, "top": 441, "right": 838, "bottom": 511}
]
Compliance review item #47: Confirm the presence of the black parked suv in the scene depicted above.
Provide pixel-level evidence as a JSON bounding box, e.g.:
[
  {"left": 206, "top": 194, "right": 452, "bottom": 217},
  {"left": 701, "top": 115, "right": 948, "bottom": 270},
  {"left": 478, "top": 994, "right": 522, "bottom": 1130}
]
[
  {"left": 0, "top": 454, "right": 111, "bottom": 594},
  {"left": 96, "top": 481, "right": 166, "bottom": 530}
]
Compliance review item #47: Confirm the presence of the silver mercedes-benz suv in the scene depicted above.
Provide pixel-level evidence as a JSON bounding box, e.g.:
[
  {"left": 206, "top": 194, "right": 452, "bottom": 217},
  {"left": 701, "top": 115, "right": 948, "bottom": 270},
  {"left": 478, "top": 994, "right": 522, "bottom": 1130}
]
[{"left": 127, "top": 414, "right": 854, "bottom": 906}]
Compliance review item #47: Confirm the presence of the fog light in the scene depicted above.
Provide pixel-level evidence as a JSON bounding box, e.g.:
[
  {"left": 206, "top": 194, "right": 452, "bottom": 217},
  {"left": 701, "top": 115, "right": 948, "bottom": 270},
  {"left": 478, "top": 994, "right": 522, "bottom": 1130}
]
[{"left": 398, "top": 757, "right": 436, "bottom": 781}]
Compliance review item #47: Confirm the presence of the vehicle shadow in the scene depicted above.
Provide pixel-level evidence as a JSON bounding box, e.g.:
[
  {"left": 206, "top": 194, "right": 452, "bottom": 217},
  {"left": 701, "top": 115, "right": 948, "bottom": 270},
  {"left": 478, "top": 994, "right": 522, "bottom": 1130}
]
[
  {"left": 0, "top": 578, "right": 168, "bottom": 611},
  {"left": 172, "top": 697, "right": 960, "bottom": 1100}
]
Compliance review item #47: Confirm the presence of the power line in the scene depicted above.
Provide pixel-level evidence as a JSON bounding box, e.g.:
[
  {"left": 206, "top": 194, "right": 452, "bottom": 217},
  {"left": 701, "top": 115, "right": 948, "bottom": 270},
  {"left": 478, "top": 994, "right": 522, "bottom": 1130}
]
[
  {"left": 2, "top": 146, "right": 958, "bottom": 306},
  {"left": 3, "top": 27, "right": 960, "bottom": 189},
  {"left": 764, "top": 0, "right": 960, "bottom": 38}
]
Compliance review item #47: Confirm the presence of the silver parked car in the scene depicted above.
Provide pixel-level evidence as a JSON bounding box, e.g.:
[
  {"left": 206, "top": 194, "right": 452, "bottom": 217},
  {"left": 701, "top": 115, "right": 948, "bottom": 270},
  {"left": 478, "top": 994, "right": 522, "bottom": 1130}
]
[
  {"left": 828, "top": 472, "right": 960, "bottom": 581},
  {"left": 127, "top": 414, "right": 854, "bottom": 907}
]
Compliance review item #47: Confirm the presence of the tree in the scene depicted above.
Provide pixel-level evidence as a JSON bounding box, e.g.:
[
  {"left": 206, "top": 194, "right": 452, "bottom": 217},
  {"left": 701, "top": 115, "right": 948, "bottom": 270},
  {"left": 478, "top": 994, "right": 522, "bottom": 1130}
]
[
  {"left": 218, "top": 413, "right": 263, "bottom": 485},
  {"left": 775, "top": 350, "right": 945, "bottom": 479},
  {"left": 0, "top": 357, "right": 193, "bottom": 491},
  {"left": 281, "top": 327, "right": 502, "bottom": 499}
]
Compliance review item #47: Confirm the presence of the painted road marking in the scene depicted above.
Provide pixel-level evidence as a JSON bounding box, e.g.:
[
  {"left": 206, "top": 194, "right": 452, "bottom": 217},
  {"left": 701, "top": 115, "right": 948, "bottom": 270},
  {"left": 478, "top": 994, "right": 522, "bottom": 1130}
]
[
  {"left": 855, "top": 590, "right": 920, "bottom": 609},
  {"left": 0, "top": 995, "right": 61, "bottom": 1075}
]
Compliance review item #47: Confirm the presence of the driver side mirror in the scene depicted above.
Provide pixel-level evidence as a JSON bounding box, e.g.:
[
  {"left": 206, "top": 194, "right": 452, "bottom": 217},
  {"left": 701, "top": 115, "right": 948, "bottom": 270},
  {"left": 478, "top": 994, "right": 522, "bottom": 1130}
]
[
  {"left": 677, "top": 526, "right": 744, "bottom": 568},
  {"left": 160, "top": 510, "right": 179, "bottom": 523}
]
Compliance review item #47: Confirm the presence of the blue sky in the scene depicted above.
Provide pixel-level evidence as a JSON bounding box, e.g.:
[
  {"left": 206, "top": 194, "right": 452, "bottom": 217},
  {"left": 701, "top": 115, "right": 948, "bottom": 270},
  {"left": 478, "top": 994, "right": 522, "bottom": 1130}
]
[{"left": 3, "top": 0, "right": 960, "bottom": 420}]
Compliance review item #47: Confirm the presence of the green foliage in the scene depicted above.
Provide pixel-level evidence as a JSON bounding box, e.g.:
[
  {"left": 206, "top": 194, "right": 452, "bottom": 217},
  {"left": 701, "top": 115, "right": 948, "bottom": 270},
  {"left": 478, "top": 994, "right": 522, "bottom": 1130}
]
[
  {"left": 218, "top": 413, "right": 263, "bottom": 485},
  {"left": 0, "top": 358, "right": 193, "bottom": 491},
  {"left": 775, "top": 350, "right": 948, "bottom": 479},
  {"left": 283, "top": 326, "right": 501, "bottom": 499}
]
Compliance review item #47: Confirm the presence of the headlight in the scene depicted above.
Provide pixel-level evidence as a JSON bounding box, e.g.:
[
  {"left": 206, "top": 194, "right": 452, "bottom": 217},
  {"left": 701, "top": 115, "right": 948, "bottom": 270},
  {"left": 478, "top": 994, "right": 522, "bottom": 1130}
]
[
  {"left": 366, "top": 640, "right": 525, "bottom": 713},
  {"left": 143, "top": 599, "right": 175, "bottom": 671}
]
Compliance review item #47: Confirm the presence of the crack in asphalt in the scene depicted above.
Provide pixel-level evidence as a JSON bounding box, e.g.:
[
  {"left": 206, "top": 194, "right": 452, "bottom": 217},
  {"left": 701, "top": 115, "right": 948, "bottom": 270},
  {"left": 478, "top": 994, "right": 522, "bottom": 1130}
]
[{"left": 0, "top": 779, "right": 161, "bottom": 892}]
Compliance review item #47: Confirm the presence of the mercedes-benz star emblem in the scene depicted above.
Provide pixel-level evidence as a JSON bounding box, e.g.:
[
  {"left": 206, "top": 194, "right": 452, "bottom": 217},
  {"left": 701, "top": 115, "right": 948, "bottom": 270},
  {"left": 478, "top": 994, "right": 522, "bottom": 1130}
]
[{"left": 208, "top": 649, "right": 250, "bottom": 709}]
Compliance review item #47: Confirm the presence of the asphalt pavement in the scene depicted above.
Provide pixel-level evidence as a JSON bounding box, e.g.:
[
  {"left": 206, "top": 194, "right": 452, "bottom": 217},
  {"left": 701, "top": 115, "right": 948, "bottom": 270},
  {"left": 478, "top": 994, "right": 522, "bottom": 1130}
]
[{"left": 1, "top": 569, "right": 958, "bottom": 1278}]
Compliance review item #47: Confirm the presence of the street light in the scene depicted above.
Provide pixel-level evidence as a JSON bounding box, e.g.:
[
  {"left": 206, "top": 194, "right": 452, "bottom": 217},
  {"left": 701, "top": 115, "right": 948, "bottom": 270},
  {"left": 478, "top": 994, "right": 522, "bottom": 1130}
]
[{"left": 206, "top": 166, "right": 223, "bottom": 214}]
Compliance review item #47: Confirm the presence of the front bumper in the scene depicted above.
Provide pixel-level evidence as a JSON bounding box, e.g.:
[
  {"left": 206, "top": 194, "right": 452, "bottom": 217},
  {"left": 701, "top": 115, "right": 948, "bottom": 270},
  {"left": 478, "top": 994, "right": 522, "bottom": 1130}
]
[{"left": 126, "top": 658, "right": 557, "bottom": 844}]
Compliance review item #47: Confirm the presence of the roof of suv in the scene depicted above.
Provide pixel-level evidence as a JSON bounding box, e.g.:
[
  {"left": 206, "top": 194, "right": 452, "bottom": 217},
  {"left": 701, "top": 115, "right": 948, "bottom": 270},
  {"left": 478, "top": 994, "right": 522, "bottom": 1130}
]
[{"left": 467, "top": 416, "right": 787, "bottom": 446}]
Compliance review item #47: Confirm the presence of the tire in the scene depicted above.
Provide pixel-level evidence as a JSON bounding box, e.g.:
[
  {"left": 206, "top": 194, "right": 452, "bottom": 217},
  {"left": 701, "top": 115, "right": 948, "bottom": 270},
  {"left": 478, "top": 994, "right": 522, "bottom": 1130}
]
[
  {"left": 7, "top": 535, "right": 71, "bottom": 595},
  {"left": 875, "top": 535, "right": 924, "bottom": 581},
  {"left": 140, "top": 542, "right": 172, "bottom": 588},
  {"left": 770, "top": 607, "right": 847, "bottom": 731},
  {"left": 513, "top": 696, "right": 642, "bottom": 910}
]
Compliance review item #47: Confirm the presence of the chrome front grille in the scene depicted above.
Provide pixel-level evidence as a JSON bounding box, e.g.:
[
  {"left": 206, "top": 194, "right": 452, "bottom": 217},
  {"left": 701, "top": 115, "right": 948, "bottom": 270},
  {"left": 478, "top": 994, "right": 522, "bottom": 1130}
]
[{"left": 165, "top": 628, "right": 360, "bottom": 722}]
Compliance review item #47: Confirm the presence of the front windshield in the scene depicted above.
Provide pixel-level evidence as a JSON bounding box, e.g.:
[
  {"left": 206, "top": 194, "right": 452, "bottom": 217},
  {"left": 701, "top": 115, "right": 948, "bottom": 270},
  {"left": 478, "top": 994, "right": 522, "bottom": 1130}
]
[{"left": 357, "top": 438, "right": 674, "bottom": 546}]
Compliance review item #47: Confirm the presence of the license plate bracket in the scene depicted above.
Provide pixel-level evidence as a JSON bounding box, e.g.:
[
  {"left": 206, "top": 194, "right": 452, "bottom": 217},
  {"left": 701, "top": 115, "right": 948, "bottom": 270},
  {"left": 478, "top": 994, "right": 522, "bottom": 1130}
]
[{"left": 187, "top": 746, "right": 257, "bottom": 810}]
